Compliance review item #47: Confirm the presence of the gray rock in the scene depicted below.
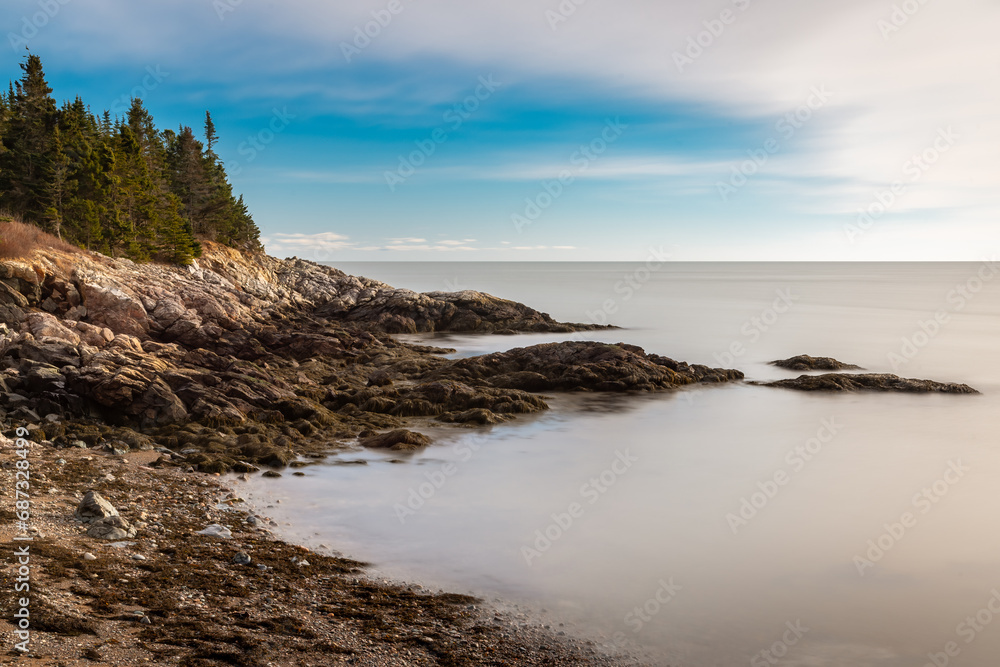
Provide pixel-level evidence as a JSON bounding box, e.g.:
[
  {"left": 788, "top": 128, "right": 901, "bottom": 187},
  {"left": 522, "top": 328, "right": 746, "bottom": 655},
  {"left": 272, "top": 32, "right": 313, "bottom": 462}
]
[
  {"left": 87, "top": 515, "right": 138, "bottom": 540},
  {"left": 76, "top": 491, "right": 119, "bottom": 523},
  {"left": 82, "top": 552, "right": 97, "bottom": 561},
  {"left": 232, "top": 551, "right": 251, "bottom": 565},
  {"left": 196, "top": 524, "right": 233, "bottom": 539}
]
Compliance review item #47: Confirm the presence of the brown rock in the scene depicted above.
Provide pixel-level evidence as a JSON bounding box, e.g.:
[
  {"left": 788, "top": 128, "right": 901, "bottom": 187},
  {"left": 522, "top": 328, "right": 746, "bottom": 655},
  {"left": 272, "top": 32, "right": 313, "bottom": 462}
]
[
  {"left": 360, "top": 429, "right": 432, "bottom": 451},
  {"left": 755, "top": 373, "right": 978, "bottom": 394},
  {"left": 771, "top": 355, "right": 862, "bottom": 371}
]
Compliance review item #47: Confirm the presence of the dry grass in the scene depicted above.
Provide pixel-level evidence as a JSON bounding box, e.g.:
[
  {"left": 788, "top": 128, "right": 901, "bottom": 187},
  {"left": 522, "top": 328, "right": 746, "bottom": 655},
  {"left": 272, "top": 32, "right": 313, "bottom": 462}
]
[{"left": 0, "top": 216, "right": 80, "bottom": 259}]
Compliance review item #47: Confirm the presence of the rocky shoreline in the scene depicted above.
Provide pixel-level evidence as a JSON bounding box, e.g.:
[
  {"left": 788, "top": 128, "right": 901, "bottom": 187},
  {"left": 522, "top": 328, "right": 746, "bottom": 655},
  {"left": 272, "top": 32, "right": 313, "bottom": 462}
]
[
  {"left": 0, "top": 242, "right": 742, "bottom": 665},
  {"left": 0, "top": 242, "right": 982, "bottom": 665}
]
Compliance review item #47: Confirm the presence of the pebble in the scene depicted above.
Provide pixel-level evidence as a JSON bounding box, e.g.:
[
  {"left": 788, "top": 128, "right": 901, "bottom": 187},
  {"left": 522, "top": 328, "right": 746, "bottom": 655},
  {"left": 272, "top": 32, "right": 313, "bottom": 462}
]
[
  {"left": 197, "top": 524, "right": 233, "bottom": 539},
  {"left": 233, "top": 552, "right": 252, "bottom": 565},
  {"left": 131, "top": 554, "right": 146, "bottom": 561},
  {"left": 83, "top": 553, "right": 97, "bottom": 561}
]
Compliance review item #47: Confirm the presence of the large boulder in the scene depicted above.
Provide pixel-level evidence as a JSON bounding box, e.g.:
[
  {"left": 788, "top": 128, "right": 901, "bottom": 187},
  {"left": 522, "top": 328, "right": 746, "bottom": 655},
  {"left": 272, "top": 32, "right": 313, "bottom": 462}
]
[
  {"left": 23, "top": 312, "right": 81, "bottom": 345},
  {"left": 80, "top": 283, "right": 150, "bottom": 338}
]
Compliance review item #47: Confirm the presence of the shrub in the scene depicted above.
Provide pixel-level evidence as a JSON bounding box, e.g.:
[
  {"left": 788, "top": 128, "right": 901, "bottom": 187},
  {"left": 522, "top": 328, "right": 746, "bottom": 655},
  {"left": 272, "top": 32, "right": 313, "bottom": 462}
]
[{"left": 0, "top": 216, "right": 80, "bottom": 259}]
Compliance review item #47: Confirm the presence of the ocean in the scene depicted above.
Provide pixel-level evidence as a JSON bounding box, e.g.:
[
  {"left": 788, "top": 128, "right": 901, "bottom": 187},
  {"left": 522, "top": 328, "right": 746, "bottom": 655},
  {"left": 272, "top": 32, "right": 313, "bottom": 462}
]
[{"left": 244, "top": 262, "right": 1000, "bottom": 666}]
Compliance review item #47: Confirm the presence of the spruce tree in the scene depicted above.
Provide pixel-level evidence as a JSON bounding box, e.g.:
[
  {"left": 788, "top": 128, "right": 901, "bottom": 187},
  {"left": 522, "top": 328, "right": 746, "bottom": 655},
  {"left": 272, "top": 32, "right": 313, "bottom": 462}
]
[
  {"left": 0, "top": 55, "right": 259, "bottom": 263},
  {"left": 0, "top": 54, "right": 58, "bottom": 227}
]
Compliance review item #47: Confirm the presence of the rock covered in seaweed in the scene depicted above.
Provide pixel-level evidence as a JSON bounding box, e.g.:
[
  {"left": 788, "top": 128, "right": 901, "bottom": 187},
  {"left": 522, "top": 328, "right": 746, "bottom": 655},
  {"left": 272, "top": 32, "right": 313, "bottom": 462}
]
[
  {"left": 360, "top": 429, "right": 432, "bottom": 451},
  {"left": 755, "top": 373, "right": 978, "bottom": 394},
  {"left": 770, "top": 355, "right": 862, "bottom": 371},
  {"left": 430, "top": 341, "right": 745, "bottom": 392}
]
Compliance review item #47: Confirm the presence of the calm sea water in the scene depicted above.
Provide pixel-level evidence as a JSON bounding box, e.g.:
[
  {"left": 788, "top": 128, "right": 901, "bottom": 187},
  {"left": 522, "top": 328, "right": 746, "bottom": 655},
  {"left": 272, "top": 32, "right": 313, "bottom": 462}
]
[{"left": 245, "top": 262, "right": 1000, "bottom": 666}]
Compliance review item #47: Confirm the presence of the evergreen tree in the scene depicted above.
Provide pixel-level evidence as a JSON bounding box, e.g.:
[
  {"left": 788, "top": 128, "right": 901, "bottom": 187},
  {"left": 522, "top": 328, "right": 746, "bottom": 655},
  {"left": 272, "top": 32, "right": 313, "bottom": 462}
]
[
  {"left": 204, "top": 111, "right": 218, "bottom": 156},
  {"left": 0, "top": 54, "right": 58, "bottom": 227},
  {"left": 0, "top": 55, "right": 259, "bottom": 264}
]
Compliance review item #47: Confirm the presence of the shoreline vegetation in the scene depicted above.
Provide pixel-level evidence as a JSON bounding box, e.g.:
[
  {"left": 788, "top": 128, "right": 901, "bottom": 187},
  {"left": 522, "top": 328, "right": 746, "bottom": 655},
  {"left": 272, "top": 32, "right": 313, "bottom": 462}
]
[{"left": 0, "top": 55, "right": 259, "bottom": 266}]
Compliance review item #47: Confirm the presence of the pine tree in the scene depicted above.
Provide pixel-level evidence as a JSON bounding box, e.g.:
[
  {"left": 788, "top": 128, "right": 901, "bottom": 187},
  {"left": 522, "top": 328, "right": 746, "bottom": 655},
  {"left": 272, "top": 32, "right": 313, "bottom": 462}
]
[
  {"left": 0, "top": 55, "right": 259, "bottom": 264},
  {"left": 0, "top": 54, "right": 59, "bottom": 227},
  {"left": 44, "top": 126, "right": 69, "bottom": 239},
  {"left": 204, "top": 111, "right": 218, "bottom": 157}
]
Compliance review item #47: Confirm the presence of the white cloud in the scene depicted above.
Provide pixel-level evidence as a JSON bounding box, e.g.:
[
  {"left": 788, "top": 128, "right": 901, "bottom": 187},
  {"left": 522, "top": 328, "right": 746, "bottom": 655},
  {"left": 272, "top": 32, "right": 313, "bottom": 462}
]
[
  {"left": 282, "top": 0, "right": 1000, "bottom": 228},
  {"left": 38, "top": 0, "right": 1000, "bottom": 256},
  {"left": 268, "top": 232, "right": 351, "bottom": 245}
]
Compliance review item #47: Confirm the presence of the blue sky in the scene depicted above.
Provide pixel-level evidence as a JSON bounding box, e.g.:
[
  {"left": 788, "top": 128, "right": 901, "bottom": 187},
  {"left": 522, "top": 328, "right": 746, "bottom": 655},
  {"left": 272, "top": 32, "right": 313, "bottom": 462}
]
[{"left": 2, "top": 0, "right": 997, "bottom": 260}]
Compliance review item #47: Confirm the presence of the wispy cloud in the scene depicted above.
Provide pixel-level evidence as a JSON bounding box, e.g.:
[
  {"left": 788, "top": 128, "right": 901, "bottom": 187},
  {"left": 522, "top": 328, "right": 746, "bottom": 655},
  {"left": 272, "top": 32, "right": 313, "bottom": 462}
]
[{"left": 18, "top": 0, "right": 998, "bottom": 259}]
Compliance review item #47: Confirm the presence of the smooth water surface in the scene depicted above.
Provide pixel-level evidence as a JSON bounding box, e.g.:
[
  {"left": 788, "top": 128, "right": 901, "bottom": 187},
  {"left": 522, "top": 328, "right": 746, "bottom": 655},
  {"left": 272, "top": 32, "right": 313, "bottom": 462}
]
[{"left": 246, "top": 263, "right": 1000, "bottom": 666}]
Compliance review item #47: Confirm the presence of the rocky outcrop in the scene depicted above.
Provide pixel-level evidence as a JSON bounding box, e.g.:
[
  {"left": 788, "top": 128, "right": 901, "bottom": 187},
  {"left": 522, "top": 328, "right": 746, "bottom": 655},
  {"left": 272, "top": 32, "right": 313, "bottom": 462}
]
[
  {"left": 319, "top": 288, "right": 595, "bottom": 334},
  {"left": 755, "top": 373, "right": 979, "bottom": 394},
  {"left": 3, "top": 244, "right": 605, "bottom": 346},
  {"left": 0, "top": 242, "right": 742, "bottom": 472},
  {"left": 771, "top": 355, "right": 862, "bottom": 371},
  {"left": 431, "top": 342, "right": 745, "bottom": 392}
]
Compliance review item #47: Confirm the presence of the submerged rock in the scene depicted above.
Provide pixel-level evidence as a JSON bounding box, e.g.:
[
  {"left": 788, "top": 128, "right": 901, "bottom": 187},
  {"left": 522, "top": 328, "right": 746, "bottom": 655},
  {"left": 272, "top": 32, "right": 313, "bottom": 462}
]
[
  {"left": 771, "top": 355, "right": 862, "bottom": 371},
  {"left": 360, "top": 429, "right": 432, "bottom": 451},
  {"left": 754, "top": 373, "right": 979, "bottom": 394}
]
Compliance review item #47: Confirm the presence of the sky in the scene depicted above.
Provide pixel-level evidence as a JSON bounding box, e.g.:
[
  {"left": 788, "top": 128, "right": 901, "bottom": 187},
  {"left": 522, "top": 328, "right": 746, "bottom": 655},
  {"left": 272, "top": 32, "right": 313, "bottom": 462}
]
[{"left": 2, "top": 0, "right": 997, "bottom": 261}]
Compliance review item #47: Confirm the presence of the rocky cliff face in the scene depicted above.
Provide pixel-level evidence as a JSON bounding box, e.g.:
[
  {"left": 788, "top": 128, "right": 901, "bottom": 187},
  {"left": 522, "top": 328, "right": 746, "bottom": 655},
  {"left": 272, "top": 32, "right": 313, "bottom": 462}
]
[{"left": 0, "top": 243, "right": 743, "bottom": 472}]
